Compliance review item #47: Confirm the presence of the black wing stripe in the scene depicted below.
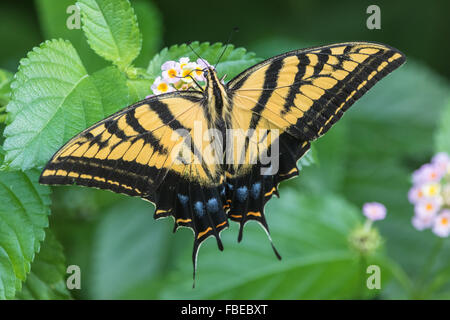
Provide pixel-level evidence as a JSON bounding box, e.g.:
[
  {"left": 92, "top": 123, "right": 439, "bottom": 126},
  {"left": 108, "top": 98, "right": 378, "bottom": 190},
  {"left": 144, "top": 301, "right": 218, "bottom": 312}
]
[
  {"left": 149, "top": 100, "right": 189, "bottom": 131},
  {"left": 126, "top": 109, "right": 168, "bottom": 154},
  {"left": 249, "top": 59, "right": 284, "bottom": 130},
  {"left": 282, "top": 54, "right": 309, "bottom": 115}
]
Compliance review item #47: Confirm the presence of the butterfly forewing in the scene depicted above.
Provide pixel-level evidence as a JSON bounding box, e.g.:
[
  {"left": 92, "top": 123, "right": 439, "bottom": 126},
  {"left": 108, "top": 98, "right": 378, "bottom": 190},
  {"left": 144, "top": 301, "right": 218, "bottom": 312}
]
[{"left": 222, "top": 42, "right": 405, "bottom": 239}]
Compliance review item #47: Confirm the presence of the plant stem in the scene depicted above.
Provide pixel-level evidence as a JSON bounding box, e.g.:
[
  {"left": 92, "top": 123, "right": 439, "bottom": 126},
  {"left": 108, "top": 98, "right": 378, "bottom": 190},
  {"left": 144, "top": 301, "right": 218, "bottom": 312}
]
[
  {"left": 358, "top": 254, "right": 367, "bottom": 299},
  {"left": 363, "top": 219, "right": 373, "bottom": 232},
  {"left": 414, "top": 237, "right": 444, "bottom": 298}
]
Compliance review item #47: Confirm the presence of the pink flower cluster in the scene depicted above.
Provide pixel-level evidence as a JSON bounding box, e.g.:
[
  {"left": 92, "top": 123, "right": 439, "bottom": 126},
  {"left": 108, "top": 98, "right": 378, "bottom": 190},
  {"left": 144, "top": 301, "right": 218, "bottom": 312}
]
[
  {"left": 408, "top": 152, "right": 450, "bottom": 237},
  {"left": 363, "top": 202, "right": 387, "bottom": 221}
]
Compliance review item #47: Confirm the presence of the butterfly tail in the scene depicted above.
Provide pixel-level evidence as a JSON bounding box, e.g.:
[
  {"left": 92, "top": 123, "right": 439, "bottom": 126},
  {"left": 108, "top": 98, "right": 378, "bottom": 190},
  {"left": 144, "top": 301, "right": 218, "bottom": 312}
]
[
  {"left": 225, "top": 165, "right": 282, "bottom": 259},
  {"left": 151, "top": 172, "right": 229, "bottom": 284}
]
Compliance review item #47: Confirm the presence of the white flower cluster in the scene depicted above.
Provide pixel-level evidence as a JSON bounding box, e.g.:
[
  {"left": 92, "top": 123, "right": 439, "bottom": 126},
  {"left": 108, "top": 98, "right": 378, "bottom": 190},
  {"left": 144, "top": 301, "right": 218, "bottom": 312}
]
[
  {"left": 148, "top": 57, "right": 213, "bottom": 96},
  {"left": 408, "top": 152, "right": 450, "bottom": 237}
]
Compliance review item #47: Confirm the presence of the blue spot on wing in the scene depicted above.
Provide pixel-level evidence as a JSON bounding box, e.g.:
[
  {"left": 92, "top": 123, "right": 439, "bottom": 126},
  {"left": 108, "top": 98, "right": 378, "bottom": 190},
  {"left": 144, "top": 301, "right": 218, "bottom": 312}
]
[
  {"left": 251, "top": 182, "right": 261, "bottom": 199},
  {"left": 237, "top": 186, "right": 248, "bottom": 202},
  {"left": 178, "top": 194, "right": 189, "bottom": 207},
  {"left": 194, "top": 201, "right": 204, "bottom": 217},
  {"left": 206, "top": 198, "right": 219, "bottom": 213}
]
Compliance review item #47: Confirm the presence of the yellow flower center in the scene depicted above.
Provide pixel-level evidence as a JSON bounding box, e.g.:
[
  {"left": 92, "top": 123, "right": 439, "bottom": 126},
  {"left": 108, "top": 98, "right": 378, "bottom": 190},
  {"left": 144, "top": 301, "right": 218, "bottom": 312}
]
[
  {"left": 427, "top": 185, "right": 438, "bottom": 196},
  {"left": 425, "top": 203, "right": 433, "bottom": 211},
  {"left": 157, "top": 82, "right": 168, "bottom": 92},
  {"left": 182, "top": 69, "right": 192, "bottom": 78},
  {"left": 441, "top": 217, "right": 449, "bottom": 225},
  {"left": 168, "top": 69, "right": 177, "bottom": 78},
  {"left": 195, "top": 68, "right": 203, "bottom": 76}
]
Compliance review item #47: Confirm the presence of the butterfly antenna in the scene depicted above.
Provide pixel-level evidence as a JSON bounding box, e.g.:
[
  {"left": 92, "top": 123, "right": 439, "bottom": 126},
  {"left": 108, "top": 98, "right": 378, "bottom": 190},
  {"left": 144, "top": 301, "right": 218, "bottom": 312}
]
[
  {"left": 187, "top": 41, "right": 208, "bottom": 69},
  {"left": 214, "top": 27, "right": 239, "bottom": 69}
]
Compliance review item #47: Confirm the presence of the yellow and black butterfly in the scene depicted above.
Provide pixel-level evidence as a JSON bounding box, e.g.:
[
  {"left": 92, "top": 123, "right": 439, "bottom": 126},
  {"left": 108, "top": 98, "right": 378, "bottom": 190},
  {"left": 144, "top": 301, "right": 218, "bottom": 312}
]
[{"left": 40, "top": 42, "right": 405, "bottom": 277}]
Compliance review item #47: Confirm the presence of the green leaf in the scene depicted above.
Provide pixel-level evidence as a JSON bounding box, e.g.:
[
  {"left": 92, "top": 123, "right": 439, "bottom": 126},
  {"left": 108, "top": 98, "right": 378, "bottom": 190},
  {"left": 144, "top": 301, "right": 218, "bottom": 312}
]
[
  {"left": 91, "top": 66, "right": 131, "bottom": 116},
  {"left": 0, "top": 168, "right": 51, "bottom": 299},
  {"left": 127, "top": 77, "right": 153, "bottom": 102},
  {"left": 293, "top": 123, "right": 348, "bottom": 194},
  {"left": 77, "top": 0, "right": 142, "bottom": 70},
  {"left": 15, "top": 230, "right": 71, "bottom": 300},
  {"left": 434, "top": 99, "right": 450, "bottom": 154},
  {"left": 35, "top": 0, "right": 109, "bottom": 73},
  {"left": 0, "top": 69, "right": 13, "bottom": 107},
  {"left": 87, "top": 198, "right": 173, "bottom": 299},
  {"left": 297, "top": 145, "right": 315, "bottom": 170},
  {"left": 2, "top": 39, "right": 104, "bottom": 171},
  {"left": 159, "top": 191, "right": 385, "bottom": 299},
  {"left": 147, "top": 42, "right": 262, "bottom": 81}
]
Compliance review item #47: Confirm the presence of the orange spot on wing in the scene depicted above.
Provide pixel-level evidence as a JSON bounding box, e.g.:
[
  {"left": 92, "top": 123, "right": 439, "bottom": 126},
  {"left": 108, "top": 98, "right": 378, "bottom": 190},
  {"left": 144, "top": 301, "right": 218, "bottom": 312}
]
[
  {"left": 155, "top": 209, "right": 171, "bottom": 215},
  {"left": 197, "top": 227, "right": 212, "bottom": 239},
  {"left": 265, "top": 187, "right": 276, "bottom": 197},
  {"left": 247, "top": 211, "right": 261, "bottom": 217},
  {"left": 279, "top": 168, "right": 297, "bottom": 177},
  {"left": 216, "top": 221, "right": 227, "bottom": 228}
]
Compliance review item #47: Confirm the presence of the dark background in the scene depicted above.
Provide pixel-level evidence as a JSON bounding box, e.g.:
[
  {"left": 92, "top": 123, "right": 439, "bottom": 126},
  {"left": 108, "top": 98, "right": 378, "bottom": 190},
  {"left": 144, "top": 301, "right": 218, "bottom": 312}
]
[{"left": 1, "top": 0, "right": 449, "bottom": 79}]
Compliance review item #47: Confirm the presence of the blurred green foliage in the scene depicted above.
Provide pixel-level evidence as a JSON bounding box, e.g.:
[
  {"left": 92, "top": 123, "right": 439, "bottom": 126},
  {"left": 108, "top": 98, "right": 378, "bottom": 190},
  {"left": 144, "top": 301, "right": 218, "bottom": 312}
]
[{"left": 0, "top": 0, "right": 449, "bottom": 300}]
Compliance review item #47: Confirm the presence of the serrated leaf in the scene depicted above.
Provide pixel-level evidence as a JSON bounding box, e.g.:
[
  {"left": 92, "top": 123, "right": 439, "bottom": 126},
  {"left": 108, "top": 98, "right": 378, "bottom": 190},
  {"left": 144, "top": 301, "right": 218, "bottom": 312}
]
[
  {"left": 159, "top": 191, "right": 386, "bottom": 299},
  {"left": 2, "top": 39, "right": 104, "bottom": 171},
  {"left": 434, "top": 99, "right": 450, "bottom": 154},
  {"left": 0, "top": 169, "right": 51, "bottom": 299},
  {"left": 91, "top": 66, "right": 131, "bottom": 116},
  {"left": 35, "top": 0, "right": 109, "bottom": 73},
  {"left": 147, "top": 42, "right": 262, "bottom": 81},
  {"left": 77, "top": 0, "right": 142, "bottom": 70},
  {"left": 15, "top": 230, "right": 71, "bottom": 300}
]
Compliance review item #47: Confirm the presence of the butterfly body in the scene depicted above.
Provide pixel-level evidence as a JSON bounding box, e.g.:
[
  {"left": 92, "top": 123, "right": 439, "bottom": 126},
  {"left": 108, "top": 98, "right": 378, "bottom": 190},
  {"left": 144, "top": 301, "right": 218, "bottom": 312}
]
[
  {"left": 203, "top": 67, "right": 229, "bottom": 123},
  {"left": 39, "top": 42, "right": 406, "bottom": 276}
]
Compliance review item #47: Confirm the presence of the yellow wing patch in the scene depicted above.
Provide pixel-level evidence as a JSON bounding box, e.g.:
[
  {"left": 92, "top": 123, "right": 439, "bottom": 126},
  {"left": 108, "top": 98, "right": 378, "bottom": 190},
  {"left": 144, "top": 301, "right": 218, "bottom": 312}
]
[{"left": 226, "top": 42, "right": 405, "bottom": 176}]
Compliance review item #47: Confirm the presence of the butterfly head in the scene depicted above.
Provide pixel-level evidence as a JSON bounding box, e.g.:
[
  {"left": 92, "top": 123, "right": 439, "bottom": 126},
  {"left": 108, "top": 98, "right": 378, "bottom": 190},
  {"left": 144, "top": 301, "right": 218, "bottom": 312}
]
[
  {"left": 202, "top": 67, "right": 215, "bottom": 82},
  {"left": 203, "top": 66, "right": 225, "bottom": 91},
  {"left": 202, "top": 67, "right": 227, "bottom": 84}
]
